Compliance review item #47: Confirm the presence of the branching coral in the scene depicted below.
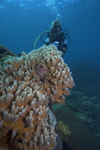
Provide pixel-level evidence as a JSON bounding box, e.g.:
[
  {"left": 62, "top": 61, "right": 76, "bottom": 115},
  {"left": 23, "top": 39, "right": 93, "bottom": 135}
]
[{"left": 0, "top": 45, "right": 74, "bottom": 150}]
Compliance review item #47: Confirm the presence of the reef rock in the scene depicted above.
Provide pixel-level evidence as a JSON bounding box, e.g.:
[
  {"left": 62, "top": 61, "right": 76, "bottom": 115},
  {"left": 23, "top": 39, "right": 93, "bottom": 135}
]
[{"left": 0, "top": 44, "right": 17, "bottom": 67}]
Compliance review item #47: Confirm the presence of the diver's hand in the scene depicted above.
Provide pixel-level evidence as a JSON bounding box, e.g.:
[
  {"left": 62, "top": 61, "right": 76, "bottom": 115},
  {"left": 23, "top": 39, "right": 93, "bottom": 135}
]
[{"left": 62, "top": 48, "right": 67, "bottom": 53}]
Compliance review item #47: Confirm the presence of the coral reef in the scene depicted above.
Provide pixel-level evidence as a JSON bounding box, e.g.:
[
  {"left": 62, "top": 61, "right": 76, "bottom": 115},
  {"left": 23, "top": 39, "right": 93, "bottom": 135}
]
[
  {"left": 56, "top": 121, "right": 71, "bottom": 137},
  {"left": 68, "top": 60, "right": 100, "bottom": 139},
  {"left": 55, "top": 106, "right": 100, "bottom": 150},
  {"left": 0, "top": 45, "right": 74, "bottom": 150},
  {"left": 0, "top": 44, "right": 17, "bottom": 67},
  {"left": 0, "top": 44, "right": 16, "bottom": 58},
  {"left": 66, "top": 90, "right": 100, "bottom": 137}
]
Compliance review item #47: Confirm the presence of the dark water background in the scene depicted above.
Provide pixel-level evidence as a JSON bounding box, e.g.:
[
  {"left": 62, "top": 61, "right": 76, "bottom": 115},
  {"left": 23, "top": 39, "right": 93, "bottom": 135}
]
[
  {"left": 0, "top": 0, "right": 100, "bottom": 67},
  {"left": 0, "top": 1, "right": 100, "bottom": 150}
]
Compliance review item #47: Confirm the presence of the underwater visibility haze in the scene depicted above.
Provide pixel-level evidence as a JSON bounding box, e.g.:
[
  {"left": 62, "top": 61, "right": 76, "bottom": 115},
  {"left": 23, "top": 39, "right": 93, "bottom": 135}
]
[
  {"left": 0, "top": 0, "right": 100, "bottom": 65},
  {"left": 0, "top": 0, "right": 100, "bottom": 150}
]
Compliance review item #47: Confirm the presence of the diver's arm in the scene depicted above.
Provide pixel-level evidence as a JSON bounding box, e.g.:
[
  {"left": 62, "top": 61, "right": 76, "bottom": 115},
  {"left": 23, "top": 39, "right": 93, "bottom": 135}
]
[
  {"left": 46, "top": 37, "right": 50, "bottom": 46},
  {"left": 62, "top": 38, "right": 67, "bottom": 53}
]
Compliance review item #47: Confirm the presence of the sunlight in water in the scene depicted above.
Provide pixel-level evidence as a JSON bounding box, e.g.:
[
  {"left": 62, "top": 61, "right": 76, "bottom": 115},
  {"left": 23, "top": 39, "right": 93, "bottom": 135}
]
[
  {"left": 46, "top": 0, "right": 55, "bottom": 6},
  {"left": 46, "top": 0, "right": 61, "bottom": 19}
]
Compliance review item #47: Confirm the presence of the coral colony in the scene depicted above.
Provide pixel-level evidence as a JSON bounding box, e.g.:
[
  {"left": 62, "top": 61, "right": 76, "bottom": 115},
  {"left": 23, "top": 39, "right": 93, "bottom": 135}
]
[{"left": 0, "top": 45, "right": 74, "bottom": 150}]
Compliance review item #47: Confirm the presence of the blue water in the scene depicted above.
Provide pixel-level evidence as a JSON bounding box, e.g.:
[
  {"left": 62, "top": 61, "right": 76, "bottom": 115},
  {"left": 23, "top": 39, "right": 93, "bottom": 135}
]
[
  {"left": 0, "top": 0, "right": 100, "bottom": 67},
  {"left": 0, "top": 1, "right": 100, "bottom": 149}
]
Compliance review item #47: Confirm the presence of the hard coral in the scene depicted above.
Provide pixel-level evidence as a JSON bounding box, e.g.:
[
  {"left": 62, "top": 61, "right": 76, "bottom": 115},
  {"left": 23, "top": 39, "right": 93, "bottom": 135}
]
[
  {"left": 56, "top": 121, "right": 71, "bottom": 136},
  {"left": 0, "top": 45, "right": 75, "bottom": 150}
]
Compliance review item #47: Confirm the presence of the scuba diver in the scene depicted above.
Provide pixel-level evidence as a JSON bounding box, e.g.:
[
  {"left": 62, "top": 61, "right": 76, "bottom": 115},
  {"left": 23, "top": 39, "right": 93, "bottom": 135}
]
[
  {"left": 34, "top": 19, "right": 71, "bottom": 56},
  {"left": 46, "top": 19, "right": 67, "bottom": 54}
]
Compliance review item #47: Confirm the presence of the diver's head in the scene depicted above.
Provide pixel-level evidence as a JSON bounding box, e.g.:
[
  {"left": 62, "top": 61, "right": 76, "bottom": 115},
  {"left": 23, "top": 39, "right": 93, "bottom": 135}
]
[{"left": 51, "top": 19, "right": 61, "bottom": 33}]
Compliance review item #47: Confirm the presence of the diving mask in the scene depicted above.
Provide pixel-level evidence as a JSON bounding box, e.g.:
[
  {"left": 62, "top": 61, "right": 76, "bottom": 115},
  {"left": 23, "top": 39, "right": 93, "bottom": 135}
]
[{"left": 52, "top": 26, "right": 61, "bottom": 33}]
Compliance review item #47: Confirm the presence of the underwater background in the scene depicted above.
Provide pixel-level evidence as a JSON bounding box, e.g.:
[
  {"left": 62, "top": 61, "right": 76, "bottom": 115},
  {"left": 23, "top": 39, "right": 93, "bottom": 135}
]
[
  {"left": 0, "top": 0, "right": 100, "bottom": 150},
  {"left": 0, "top": 0, "right": 100, "bottom": 67}
]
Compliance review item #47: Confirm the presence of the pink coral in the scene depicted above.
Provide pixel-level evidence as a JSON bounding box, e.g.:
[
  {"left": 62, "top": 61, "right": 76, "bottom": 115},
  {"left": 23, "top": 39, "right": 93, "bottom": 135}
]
[{"left": 36, "top": 63, "right": 48, "bottom": 79}]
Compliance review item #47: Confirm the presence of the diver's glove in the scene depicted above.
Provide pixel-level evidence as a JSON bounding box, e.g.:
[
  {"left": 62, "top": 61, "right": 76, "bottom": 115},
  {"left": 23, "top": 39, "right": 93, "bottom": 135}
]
[{"left": 62, "top": 48, "right": 67, "bottom": 53}]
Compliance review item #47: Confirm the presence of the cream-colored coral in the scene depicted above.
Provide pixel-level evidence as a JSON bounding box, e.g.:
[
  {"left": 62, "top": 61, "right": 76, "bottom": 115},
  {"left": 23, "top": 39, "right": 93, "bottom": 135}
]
[{"left": 0, "top": 45, "right": 74, "bottom": 150}]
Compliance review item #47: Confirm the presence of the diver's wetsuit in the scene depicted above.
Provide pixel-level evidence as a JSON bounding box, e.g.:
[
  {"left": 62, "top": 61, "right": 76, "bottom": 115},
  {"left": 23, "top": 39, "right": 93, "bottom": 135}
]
[{"left": 46, "top": 32, "right": 67, "bottom": 53}]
